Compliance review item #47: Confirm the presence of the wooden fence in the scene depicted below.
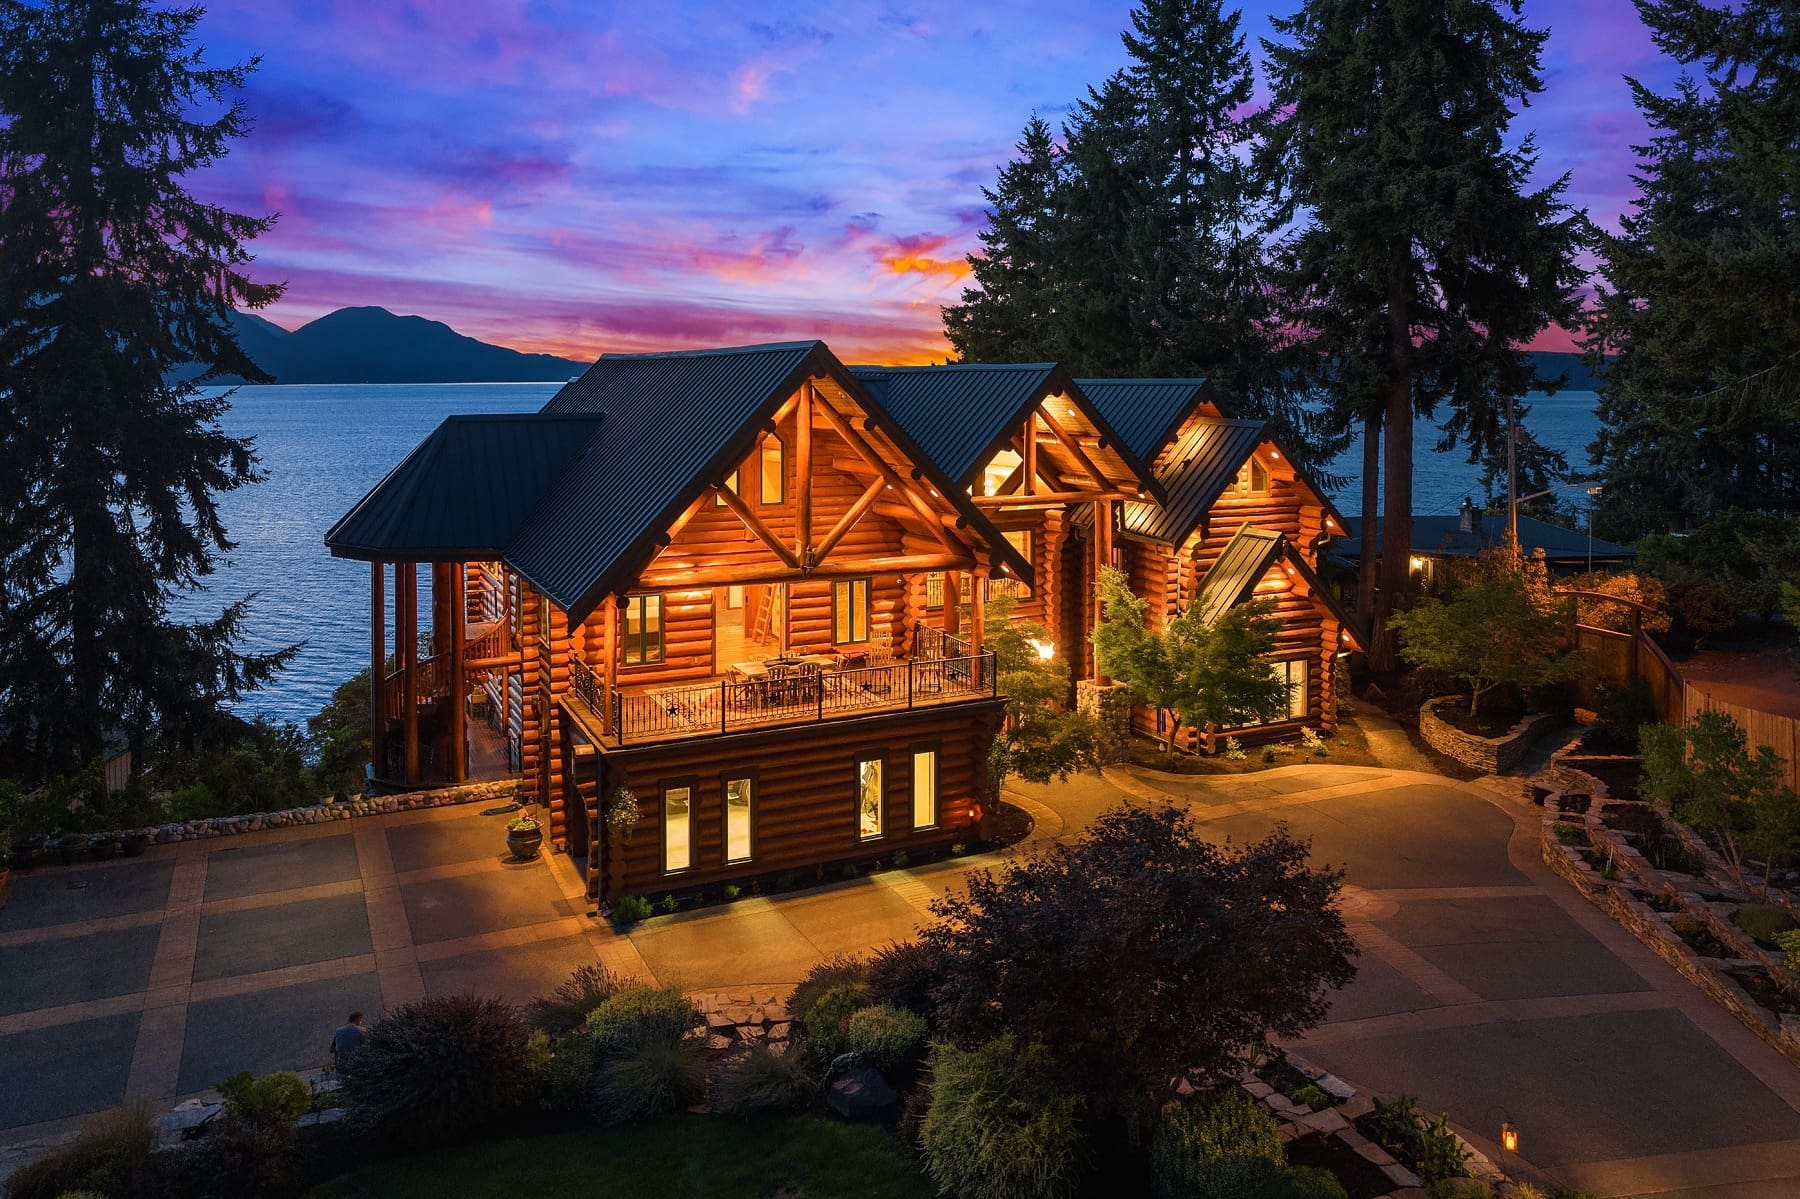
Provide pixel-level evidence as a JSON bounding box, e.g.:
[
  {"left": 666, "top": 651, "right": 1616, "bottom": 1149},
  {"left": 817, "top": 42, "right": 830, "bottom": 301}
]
[{"left": 1687, "top": 689, "right": 1800, "bottom": 794}]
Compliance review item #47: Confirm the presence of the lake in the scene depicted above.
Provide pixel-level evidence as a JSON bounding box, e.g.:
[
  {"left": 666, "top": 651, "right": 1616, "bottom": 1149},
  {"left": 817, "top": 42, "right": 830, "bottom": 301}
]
[{"left": 183, "top": 383, "right": 1600, "bottom": 726}]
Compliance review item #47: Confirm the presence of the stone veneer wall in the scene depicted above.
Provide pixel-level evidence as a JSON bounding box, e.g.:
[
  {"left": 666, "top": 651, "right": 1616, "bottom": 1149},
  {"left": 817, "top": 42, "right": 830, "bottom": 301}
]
[
  {"left": 1418, "top": 695, "right": 1559, "bottom": 773},
  {"left": 1077, "top": 680, "right": 1133, "bottom": 765},
  {"left": 129, "top": 778, "right": 522, "bottom": 845}
]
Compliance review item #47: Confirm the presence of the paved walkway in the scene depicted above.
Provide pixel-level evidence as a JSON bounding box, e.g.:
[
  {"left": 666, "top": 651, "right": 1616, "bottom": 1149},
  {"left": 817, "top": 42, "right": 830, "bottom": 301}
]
[{"left": 5, "top": 757, "right": 1800, "bottom": 1197}]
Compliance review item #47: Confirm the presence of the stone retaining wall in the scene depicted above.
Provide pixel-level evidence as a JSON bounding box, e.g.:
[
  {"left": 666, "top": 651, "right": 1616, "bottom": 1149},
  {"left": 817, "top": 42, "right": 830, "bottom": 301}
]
[
  {"left": 1077, "top": 679, "right": 1133, "bottom": 766},
  {"left": 127, "top": 778, "right": 521, "bottom": 846},
  {"left": 1418, "top": 696, "right": 1559, "bottom": 773}
]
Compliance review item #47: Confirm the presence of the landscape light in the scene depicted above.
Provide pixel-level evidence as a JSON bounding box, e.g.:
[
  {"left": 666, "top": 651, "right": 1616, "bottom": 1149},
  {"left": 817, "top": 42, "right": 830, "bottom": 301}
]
[{"left": 1502, "top": 1121, "right": 1519, "bottom": 1153}]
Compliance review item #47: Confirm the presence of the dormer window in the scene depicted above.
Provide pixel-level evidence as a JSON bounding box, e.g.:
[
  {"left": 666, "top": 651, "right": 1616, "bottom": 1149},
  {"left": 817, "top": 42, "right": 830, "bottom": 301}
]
[
  {"left": 760, "top": 434, "right": 785, "bottom": 505},
  {"left": 1234, "top": 458, "right": 1269, "bottom": 495}
]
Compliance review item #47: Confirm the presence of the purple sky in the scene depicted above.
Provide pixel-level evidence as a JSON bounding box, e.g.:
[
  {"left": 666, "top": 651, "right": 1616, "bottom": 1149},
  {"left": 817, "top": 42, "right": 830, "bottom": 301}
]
[{"left": 189, "top": 0, "right": 1681, "bottom": 363}]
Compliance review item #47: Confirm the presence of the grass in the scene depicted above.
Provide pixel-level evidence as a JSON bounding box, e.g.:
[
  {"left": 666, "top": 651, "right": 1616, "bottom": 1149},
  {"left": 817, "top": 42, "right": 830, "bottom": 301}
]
[{"left": 309, "top": 1115, "right": 935, "bottom": 1199}]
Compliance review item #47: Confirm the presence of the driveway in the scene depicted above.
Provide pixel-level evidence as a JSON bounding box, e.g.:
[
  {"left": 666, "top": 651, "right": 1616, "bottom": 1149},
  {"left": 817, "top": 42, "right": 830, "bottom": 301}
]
[{"left": 4, "top": 763, "right": 1799, "bottom": 1198}]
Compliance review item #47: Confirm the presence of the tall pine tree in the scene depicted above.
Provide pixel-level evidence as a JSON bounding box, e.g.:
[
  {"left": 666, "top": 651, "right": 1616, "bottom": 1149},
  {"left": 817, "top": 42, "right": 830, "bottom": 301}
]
[
  {"left": 1585, "top": 0, "right": 1800, "bottom": 540},
  {"left": 1261, "top": 0, "right": 1586, "bottom": 666},
  {"left": 0, "top": 0, "right": 294, "bottom": 786}
]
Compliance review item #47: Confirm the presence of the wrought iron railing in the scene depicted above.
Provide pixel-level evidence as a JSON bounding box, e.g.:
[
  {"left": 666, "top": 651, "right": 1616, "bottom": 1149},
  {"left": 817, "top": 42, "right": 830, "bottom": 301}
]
[
  {"left": 610, "top": 651, "right": 997, "bottom": 744},
  {"left": 914, "top": 624, "right": 972, "bottom": 661}
]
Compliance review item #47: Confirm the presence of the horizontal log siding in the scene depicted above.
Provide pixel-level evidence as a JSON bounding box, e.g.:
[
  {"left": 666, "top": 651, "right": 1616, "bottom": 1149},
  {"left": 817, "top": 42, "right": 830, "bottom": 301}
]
[{"left": 597, "top": 698, "right": 1005, "bottom": 897}]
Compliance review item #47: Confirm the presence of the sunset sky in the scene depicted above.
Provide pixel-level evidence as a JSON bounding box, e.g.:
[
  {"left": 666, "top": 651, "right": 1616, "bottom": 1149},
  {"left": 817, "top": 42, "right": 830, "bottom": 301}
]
[{"left": 190, "top": 1, "right": 1684, "bottom": 364}]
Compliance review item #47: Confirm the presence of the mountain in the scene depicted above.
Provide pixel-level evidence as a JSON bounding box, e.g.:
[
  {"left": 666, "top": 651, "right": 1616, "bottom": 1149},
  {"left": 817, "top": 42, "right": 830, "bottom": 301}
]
[
  {"left": 217, "top": 307, "right": 585, "bottom": 384},
  {"left": 1524, "top": 349, "right": 1605, "bottom": 392}
]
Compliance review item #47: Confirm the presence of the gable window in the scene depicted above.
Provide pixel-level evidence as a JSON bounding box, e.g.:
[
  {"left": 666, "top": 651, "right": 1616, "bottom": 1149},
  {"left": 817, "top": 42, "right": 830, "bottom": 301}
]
[
  {"left": 833, "top": 577, "right": 871, "bottom": 645},
  {"left": 1234, "top": 458, "right": 1270, "bottom": 495},
  {"left": 857, "top": 756, "right": 884, "bottom": 840},
  {"left": 911, "top": 748, "right": 938, "bottom": 830},
  {"left": 725, "top": 777, "right": 753, "bottom": 863},
  {"left": 623, "top": 593, "right": 664, "bottom": 665},
  {"left": 663, "top": 784, "right": 692, "bottom": 873},
  {"left": 1266, "top": 658, "right": 1308, "bottom": 722},
  {"left": 760, "top": 434, "right": 784, "bottom": 505},
  {"left": 714, "top": 470, "right": 740, "bottom": 507}
]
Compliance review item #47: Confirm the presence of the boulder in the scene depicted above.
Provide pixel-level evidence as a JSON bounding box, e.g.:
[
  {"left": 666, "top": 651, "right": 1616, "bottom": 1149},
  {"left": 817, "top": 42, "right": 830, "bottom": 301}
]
[{"left": 826, "top": 1067, "right": 896, "bottom": 1121}]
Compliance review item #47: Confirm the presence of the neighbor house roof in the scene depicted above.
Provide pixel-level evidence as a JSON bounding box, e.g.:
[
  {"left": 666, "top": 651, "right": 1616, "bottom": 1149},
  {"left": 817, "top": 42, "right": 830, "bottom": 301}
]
[
  {"left": 324, "top": 413, "right": 605, "bottom": 560},
  {"left": 849, "top": 363, "right": 1156, "bottom": 498},
  {"left": 1075, "top": 377, "right": 1215, "bottom": 465},
  {"left": 1191, "top": 524, "right": 1364, "bottom": 649},
  {"left": 1331, "top": 514, "right": 1634, "bottom": 565}
]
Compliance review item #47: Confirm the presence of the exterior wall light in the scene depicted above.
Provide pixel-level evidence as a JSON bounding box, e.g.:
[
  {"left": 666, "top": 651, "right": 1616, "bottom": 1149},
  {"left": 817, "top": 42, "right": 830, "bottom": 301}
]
[
  {"left": 1032, "top": 639, "right": 1055, "bottom": 661},
  {"left": 1408, "top": 555, "right": 1425, "bottom": 571},
  {"left": 1501, "top": 1121, "right": 1519, "bottom": 1153}
]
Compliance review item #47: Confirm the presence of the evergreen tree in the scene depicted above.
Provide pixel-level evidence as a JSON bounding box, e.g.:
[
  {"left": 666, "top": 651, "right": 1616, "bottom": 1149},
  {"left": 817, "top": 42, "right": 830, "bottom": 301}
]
[
  {"left": 0, "top": 0, "right": 294, "bottom": 786},
  {"left": 1260, "top": 0, "right": 1586, "bottom": 666},
  {"left": 1585, "top": 0, "right": 1800, "bottom": 540}
]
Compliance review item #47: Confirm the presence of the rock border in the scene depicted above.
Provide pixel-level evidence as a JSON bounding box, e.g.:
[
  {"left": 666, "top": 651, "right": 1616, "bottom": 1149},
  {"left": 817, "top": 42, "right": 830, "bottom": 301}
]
[
  {"left": 1418, "top": 696, "right": 1559, "bottom": 774},
  {"left": 1537, "top": 745, "right": 1800, "bottom": 1070}
]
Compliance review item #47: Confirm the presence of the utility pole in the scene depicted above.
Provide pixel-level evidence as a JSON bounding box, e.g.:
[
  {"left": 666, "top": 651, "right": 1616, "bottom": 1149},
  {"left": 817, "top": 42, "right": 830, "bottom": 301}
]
[{"left": 1506, "top": 395, "right": 1519, "bottom": 556}]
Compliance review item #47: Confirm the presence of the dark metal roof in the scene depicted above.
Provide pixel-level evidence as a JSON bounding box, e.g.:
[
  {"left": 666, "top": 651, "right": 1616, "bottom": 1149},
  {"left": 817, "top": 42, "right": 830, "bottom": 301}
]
[
  {"left": 1075, "top": 378, "right": 1213, "bottom": 464},
  {"left": 1119, "top": 417, "right": 1268, "bottom": 545},
  {"left": 1191, "top": 524, "right": 1365, "bottom": 648},
  {"left": 1331, "top": 514, "right": 1635, "bottom": 564},
  {"left": 848, "top": 363, "right": 1155, "bottom": 495},
  {"left": 325, "top": 413, "right": 605, "bottom": 560}
]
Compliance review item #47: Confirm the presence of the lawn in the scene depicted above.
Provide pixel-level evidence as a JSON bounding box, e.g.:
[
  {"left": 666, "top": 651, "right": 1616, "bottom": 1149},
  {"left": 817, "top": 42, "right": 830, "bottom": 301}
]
[{"left": 309, "top": 1115, "right": 937, "bottom": 1199}]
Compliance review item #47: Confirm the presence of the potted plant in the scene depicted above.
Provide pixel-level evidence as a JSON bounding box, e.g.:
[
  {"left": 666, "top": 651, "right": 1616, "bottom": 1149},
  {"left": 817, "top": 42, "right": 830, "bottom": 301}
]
[
  {"left": 603, "top": 787, "right": 642, "bottom": 908},
  {"left": 506, "top": 806, "right": 544, "bottom": 861},
  {"left": 88, "top": 831, "right": 121, "bottom": 861},
  {"left": 52, "top": 832, "right": 83, "bottom": 866},
  {"left": 121, "top": 829, "right": 153, "bottom": 857}
]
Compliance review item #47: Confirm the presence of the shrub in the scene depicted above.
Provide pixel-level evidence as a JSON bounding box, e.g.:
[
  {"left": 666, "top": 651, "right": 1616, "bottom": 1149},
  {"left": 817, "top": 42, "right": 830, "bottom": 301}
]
[
  {"left": 1262, "top": 745, "right": 1277, "bottom": 763},
  {"left": 584, "top": 984, "right": 701, "bottom": 1057},
  {"left": 722, "top": 883, "right": 741, "bottom": 900},
  {"left": 590, "top": 1026, "right": 708, "bottom": 1125},
  {"left": 790, "top": 954, "right": 871, "bottom": 1026},
  {"left": 1553, "top": 822, "right": 1590, "bottom": 847},
  {"left": 658, "top": 893, "right": 679, "bottom": 914},
  {"left": 338, "top": 993, "right": 535, "bottom": 1150},
  {"left": 1361, "top": 1095, "right": 1467, "bottom": 1184},
  {"left": 867, "top": 939, "right": 936, "bottom": 1015},
  {"left": 1676, "top": 583, "right": 1738, "bottom": 640},
  {"left": 187, "top": 1111, "right": 302, "bottom": 1199},
  {"left": 217, "top": 1070, "right": 310, "bottom": 1127},
  {"left": 542, "top": 1030, "right": 598, "bottom": 1112},
  {"left": 526, "top": 963, "right": 622, "bottom": 1035},
  {"left": 843, "top": 1004, "right": 930, "bottom": 1074},
  {"left": 1731, "top": 904, "right": 1799, "bottom": 948},
  {"left": 1586, "top": 679, "right": 1657, "bottom": 754},
  {"left": 1150, "top": 1090, "right": 1285, "bottom": 1199},
  {"left": 1224, "top": 737, "right": 1246, "bottom": 761},
  {"left": 919, "top": 1037, "right": 1084, "bottom": 1199},
  {"left": 1274, "top": 1165, "right": 1349, "bottom": 1199},
  {"left": 717, "top": 1042, "right": 815, "bottom": 1114},
  {"left": 615, "top": 894, "right": 653, "bottom": 923},
  {"left": 799, "top": 981, "right": 873, "bottom": 1063},
  {"left": 1777, "top": 928, "right": 1800, "bottom": 973},
  {"left": 1288, "top": 1084, "right": 1332, "bottom": 1111},
  {"left": 3, "top": 1101, "right": 158, "bottom": 1199}
]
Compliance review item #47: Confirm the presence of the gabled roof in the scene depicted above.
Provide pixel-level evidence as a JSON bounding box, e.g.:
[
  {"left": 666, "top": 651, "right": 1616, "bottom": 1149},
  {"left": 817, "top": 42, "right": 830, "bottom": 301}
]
[
  {"left": 1075, "top": 377, "right": 1215, "bottom": 465},
  {"left": 1191, "top": 524, "right": 1364, "bottom": 649},
  {"left": 849, "top": 363, "right": 1156, "bottom": 498},
  {"left": 1331, "top": 514, "right": 1635, "bottom": 564},
  {"left": 1120, "top": 417, "right": 1269, "bottom": 545},
  {"left": 325, "top": 413, "right": 605, "bottom": 560}
]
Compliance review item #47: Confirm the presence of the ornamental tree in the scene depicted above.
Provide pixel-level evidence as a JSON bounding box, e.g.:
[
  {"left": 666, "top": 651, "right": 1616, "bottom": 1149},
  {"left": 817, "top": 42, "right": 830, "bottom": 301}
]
[
  {"left": 1388, "top": 567, "right": 1577, "bottom": 719},
  {"left": 1641, "top": 710, "right": 1800, "bottom": 896},
  {"left": 1092, "top": 566, "right": 1290, "bottom": 757},
  {"left": 917, "top": 803, "right": 1356, "bottom": 1145}
]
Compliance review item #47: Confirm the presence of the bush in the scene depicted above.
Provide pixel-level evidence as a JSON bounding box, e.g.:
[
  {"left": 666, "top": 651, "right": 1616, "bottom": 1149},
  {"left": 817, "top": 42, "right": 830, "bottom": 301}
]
[
  {"left": 789, "top": 953, "right": 870, "bottom": 1026},
  {"left": 338, "top": 993, "right": 535, "bottom": 1150},
  {"left": 1288, "top": 1084, "right": 1332, "bottom": 1112},
  {"left": 1677, "top": 583, "right": 1739, "bottom": 640},
  {"left": 615, "top": 894, "right": 653, "bottom": 923},
  {"left": 1732, "top": 905, "right": 1799, "bottom": 948},
  {"left": 866, "top": 939, "right": 936, "bottom": 1015},
  {"left": 1150, "top": 1090, "right": 1285, "bottom": 1199},
  {"left": 583, "top": 984, "right": 700, "bottom": 1057},
  {"left": 3, "top": 1100, "right": 158, "bottom": 1199},
  {"left": 590, "top": 1026, "right": 708, "bottom": 1125},
  {"left": 542, "top": 1030, "right": 599, "bottom": 1112},
  {"left": 919, "top": 1037, "right": 1084, "bottom": 1199},
  {"left": 716, "top": 1042, "right": 815, "bottom": 1114},
  {"left": 186, "top": 1111, "right": 303, "bottom": 1199},
  {"left": 1273, "top": 1165, "right": 1349, "bottom": 1199},
  {"left": 1586, "top": 679, "right": 1658, "bottom": 754},
  {"left": 843, "top": 1004, "right": 930, "bottom": 1074},
  {"left": 1553, "top": 822, "right": 1590, "bottom": 848},
  {"left": 218, "top": 1070, "right": 310, "bottom": 1127},
  {"left": 1777, "top": 928, "right": 1800, "bottom": 973},
  {"left": 526, "top": 963, "right": 623, "bottom": 1035},
  {"left": 798, "top": 981, "right": 873, "bottom": 1063},
  {"left": 1361, "top": 1095, "right": 1467, "bottom": 1184}
]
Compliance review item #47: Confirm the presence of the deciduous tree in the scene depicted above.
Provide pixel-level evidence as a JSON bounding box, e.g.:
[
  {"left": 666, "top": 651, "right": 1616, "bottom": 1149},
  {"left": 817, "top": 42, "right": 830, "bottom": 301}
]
[
  {"left": 1641, "top": 709, "right": 1800, "bottom": 896},
  {"left": 1388, "top": 564, "right": 1576, "bottom": 719}
]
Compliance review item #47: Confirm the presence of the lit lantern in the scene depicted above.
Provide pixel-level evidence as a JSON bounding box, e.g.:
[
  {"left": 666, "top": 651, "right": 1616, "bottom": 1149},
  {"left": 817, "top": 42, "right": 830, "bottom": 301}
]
[
  {"left": 1032, "top": 639, "right": 1055, "bottom": 661},
  {"left": 1501, "top": 1121, "right": 1519, "bottom": 1153},
  {"left": 1408, "top": 555, "right": 1425, "bottom": 571}
]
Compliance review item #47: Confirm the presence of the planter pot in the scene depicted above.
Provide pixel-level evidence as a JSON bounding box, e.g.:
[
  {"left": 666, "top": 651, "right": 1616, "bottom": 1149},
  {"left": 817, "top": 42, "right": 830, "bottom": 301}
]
[
  {"left": 8, "top": 835, "right": 48, "bottom": 869},
  {"left": 88, "top": 835, "right": 120, "bottom": 862},
  {"left": 506, "top": 824, "right": 544, "bottom": 862},
  {"left": 53, "top": 836, "right": 82, "bottom": 866},
  {"left": 121, "top": 832, "right": 151, "bottom": 858}
]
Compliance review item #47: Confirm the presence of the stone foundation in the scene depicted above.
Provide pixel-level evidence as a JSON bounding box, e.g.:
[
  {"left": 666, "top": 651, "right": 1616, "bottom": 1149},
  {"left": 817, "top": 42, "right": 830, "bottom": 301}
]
[
  {"left": 1077, "top": 679, "right": 1133, "bottom": 765},
  {"left": 1418, "top": 695, "right": 1558, "bottom": 773}
]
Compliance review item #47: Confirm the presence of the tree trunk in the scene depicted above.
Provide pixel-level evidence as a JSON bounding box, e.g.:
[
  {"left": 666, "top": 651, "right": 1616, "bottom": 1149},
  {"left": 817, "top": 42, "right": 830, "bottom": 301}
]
[
  {"left": 1164, "top": 718, "right": 1180, "bottom": 762},
  {"left": 1371, "top": 246, "right": 1415, "bottom": 671},
  {"left": 1357, "top": 411, "right": 1381, "bottom": 618}
]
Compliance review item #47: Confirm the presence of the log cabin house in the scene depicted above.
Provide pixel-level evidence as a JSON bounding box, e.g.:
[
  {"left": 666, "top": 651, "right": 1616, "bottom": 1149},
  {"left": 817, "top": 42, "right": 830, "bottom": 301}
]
[{"left": 325, "top": 342, "right": 1360, "bottom": 906}]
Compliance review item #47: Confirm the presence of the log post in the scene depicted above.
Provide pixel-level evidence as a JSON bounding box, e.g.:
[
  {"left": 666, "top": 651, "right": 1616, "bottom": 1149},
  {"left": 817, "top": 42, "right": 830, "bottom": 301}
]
[
  {"left": 1022, "top": 412, "right": 1037, "bottom": 496},
  {"left": 945, "top": 571, "right": 961, "bottom": 638},
  {"left": 400, "top": 561, "right": 420, "bottom": 786},
  {"left": 450, "top": 561, "right": 468, "bottom": 783},
  {"left": 1093, "top": 500, "right": 1113, "bottom": 685},
  {"left": 969, "top": 569, "right": 987, "bottom": 655},
  {"left": 796, "top": 381, "right": 814, "bottom": 562},
  {"left": 370, "top": 562, "right": 386, "bottom": 782}
]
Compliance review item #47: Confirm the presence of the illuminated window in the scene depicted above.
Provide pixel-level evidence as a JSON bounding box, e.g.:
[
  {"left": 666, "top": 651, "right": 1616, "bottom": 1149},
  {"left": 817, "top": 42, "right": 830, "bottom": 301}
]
[
  {"left": 1266, "top": 658, "right": 1308, "bottom": 722},
  {"left": 623, "top": 593, "right": 664, "bottom": 665},
  {"left": 833, "top": 578, "right": 871, "bottom": 645},
  {"left": 760, "top": 434, "right": 784, "bottom": 505},
  {"left": 715, "top": 470, "right": 740, "bottom": 507},
  {"left": 981, "top": 448, "right": 1023, "bottom": 496},
  {"left": 663, "top": 785, "right": 691, "bottom": 873},
  {"left": 912, "top": 749, "right": 938, "bottom": 830},
  {"left": 857, "top": 756, "right": 884, "bottom": 839},
  {"left": 1234, "top": 458, "right": 1269, "bottom": 495},
  {"left": 924, "top": 572, "right": 944, "bottom": 610},
  {"left": 725, "top": 777, "right": 753, "bottom": 863},
  {"left": 537, "top": 588, "right": 553, "bottom": 647},
  {"left": 987, "top": 530, "right": 1032, "bottom": 600}
]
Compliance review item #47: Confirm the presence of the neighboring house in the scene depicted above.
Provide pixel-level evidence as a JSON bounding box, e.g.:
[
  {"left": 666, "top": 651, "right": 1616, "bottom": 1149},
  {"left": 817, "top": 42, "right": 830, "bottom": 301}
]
[
  {"left": 326, "top": 342, "right": 1363, "bottom": 906},
  {"left": 1329, "top": 496, "right": 1635, "bottom": 598}
]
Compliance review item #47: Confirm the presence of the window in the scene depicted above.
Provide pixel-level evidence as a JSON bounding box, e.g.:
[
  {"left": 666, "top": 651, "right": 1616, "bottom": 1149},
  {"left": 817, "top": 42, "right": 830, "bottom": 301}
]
[
  {"left": 924, "top": 572, "right": 944, "bottom": 611},
  {"left": 987, "top": 531, "right": 1032, "bottom": 600},
  {"left": 725, "top": 777, "right": 753, "bottom": 863},
  {"left": 1267, "top": 658, "right": 1308, "bottom": 722},
  {"left": 714, "top": 470, "right": 740, "bottom": 507},
  {"left": 1234, "top": 457, "right": 1269, "bottom": 495},
  {"left": 760, "top": 434, "right": 784, "bottom": 505},
  {"left": 833, "top": 577, "right": 871, "bottom": 645},
  {"left": 857, "top": 756, "right": 884, "bottom": 839},
  {"left": 911, "top": 749, "right": 938, "bottom": 830},
  {"left": 623, "top": 593, "right": 664, "bottom": 665},
  {"left": 537, "top": 588, "right": 552, "bottom": 647},
  {"left": 663, "top": 785, "right": 692, "bottom": 873}
]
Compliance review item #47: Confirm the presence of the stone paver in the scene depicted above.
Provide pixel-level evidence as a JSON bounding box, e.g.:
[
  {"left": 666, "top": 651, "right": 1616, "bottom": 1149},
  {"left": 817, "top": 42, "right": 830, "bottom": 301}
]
[
  {"left": 0, "top": 858, "right": 175, "bottom": 932},
  {"left": 193, "top": 892, "right": 373, "bottom": 982},
  {"left": 179, "top": 971, "right": 383, "bottom": 1094},
  {"left": 399, "top": 863, "right": 573, "bottom": 945},
  {"left": 420, "top": 935, "right": 601, "bottom": 1007},
  {"left": 0, "top": 923, "right": 161, "bottom": 1016},
  {"left": 0, "top": 1013, "right": 140, "bottom": 1129},
  {"left": 203, "top": 833, "right": 360, "bottom": 901}
]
